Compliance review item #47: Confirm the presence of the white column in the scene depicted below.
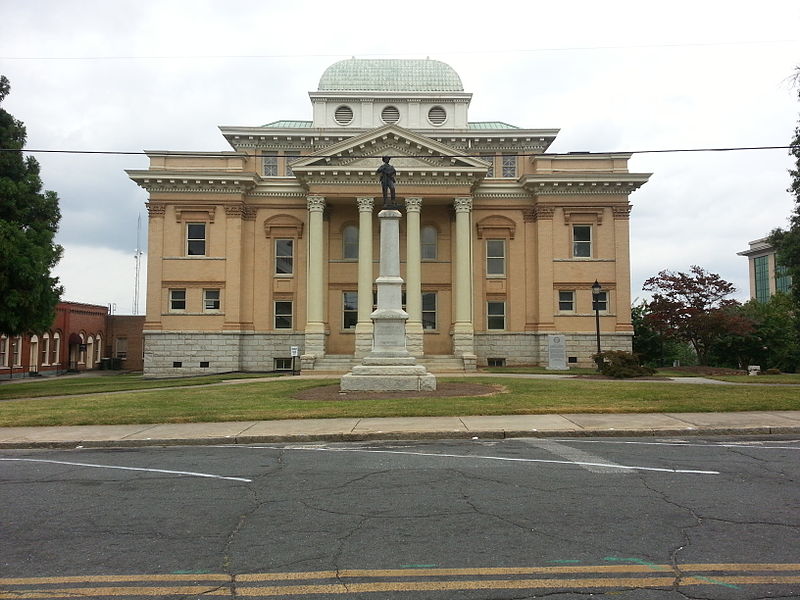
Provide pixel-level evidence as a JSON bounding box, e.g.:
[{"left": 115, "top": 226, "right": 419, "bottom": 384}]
[
  {"left": 453, "top": 197, "right": 476, "bottom": 366},
  {"left": 355, "top": 197, "right": 374, "bottom": 357},
  {"left": 303, "top": 195, "right": 326, "bottom": 364},
  {"left": 405, "top": 197, "right": 424, "bottom": 357}
]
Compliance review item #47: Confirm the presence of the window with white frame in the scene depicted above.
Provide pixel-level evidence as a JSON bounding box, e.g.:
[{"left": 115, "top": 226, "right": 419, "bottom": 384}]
[
  {"left": 262, "top": 151, "right": 278, "bottom": 176},
  {"left": 421, "top": 226, "right": 438, "bottom": 260},
  {"left": 12, "top": 336, "right": 21, "bottom": 366},
  {"left": 343, "top": 292, "right": 358, "bottom": 329},
  {"left": 41, "top": 333, "right": 50, "bottom": 366},
  {"left": 0, "top": 335, "right": 8, "bottom": 367},
  {"left": 342, "top": 225, "right": 358, "bottom": 260},
  {"left": 52, "top": 332, "right": 60, "bottom": 364},
  {"left": 592, "top": 290, "right": 609, "bottom": 312},
  {"left": 558, "top": 290, "right": 575, "bottom": 312},
  {"left": 29, "top": 335, "right": 39, "bottom": 370},
  {"left": 274, "top": 300, "right": 293, "bottom": 329},
  {"left": 572, "top": 225, "right": 592, "bottom": 258},
  {"left": 501, "top": 155, "right": 517, "bottom": 178},
  {"left": 487, "top": 301, "right": 506, "bottom": 330},
  {"left": 486, "top": 239, "right": 506, "bottom": 276},
  {"left": 204, "top": 289, "right": 221, "bottom": 311},
  {"left": 186, "top": 223, "right": 207, "bottom": 256},
  {"left": 422, "top": 292, "right": 437, "bottom": 330},
  {"left": 95, "top": 335, "right": 102, "bottom": 364},
  {"left": 170, "top": 289, "right": 187, "bottom": 311},
  {"left": 275, "top": 239, "right": 294, "bottom": 275}
]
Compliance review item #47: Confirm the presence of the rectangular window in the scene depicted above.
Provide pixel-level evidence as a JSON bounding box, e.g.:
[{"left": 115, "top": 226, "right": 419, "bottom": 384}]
[
  {"left": 187, "top": 223, "right": 206, "bottom": 256},
  {"left": 274, "top": 300, "right": 293, "bottom": 329},
  {"left": 572, "top": 225, "right": 592, "bottom": 258},
  {"left": 275, "top": 239, "right": 294, "bottom": 275},
  {"left": 421, "top": 226, "right": 437, "bottom": 260},
  {"left": 204, "top": 289, "right": 221, "bottom": 311},
  {"left": 558, "top": 290, "right": 575, "bottom": 312},
  {"left": 263, "top": 151, "right": 278, "bottom": 176},
  {"left": 481, "top": 154, "right": 494, "bottom": 177},
  {"left": 486, "top": 239, "right": 506, "bottom": 276},
  {"left": 0, "top": 337, "right": 7, "bottom": 367},
  {"left": 776, "top": 264, "right": 792, "bottom": 294},
  {"left": 422, "top": 292, "right": 437, "bottom": 330},
  {"left": 754, "top": 255, "right": 769, "bottom": 302},
  {"left": 115, "top": 337, "right": 128, "bottom": 359},
  {"left": 487, "top": 301, "right": 506, "bottom": 330},
  {"left": 274, "top": 358, "right": 293, "bottom": 371},
  {"left": 285, "top": 151, "right": 300, "bottom": 176},
  {"left": 592, "top": 291, "right": 608, "bottom": 312},
  {"left": 343, "top": 291, "right": 358, "bottom": 329},
  {"left": 12, "top": 337, "right": 21, "bottom": 366},
  {"left": 501, "top": 155, "right": 517, "bottom": 178},
  {"left": 169, "top": 289, "right": 186, "bottom": 311}
]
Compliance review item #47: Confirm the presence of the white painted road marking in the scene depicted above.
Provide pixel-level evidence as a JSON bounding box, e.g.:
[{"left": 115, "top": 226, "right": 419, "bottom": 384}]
[
  {"left": 235, "top": 446, "right": 719, "bottom": 475},
  {"left": 550, "top": 439, "right": 800, "bottom": 451},
  {"left": 0, "top": 458, "right": 252, "bottom": 482},
  {"left": 521, "top": 439, "right": 630, "bottom": 474}
]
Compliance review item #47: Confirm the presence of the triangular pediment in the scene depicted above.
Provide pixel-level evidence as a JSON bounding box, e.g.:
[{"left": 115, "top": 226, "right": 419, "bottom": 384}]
[{"left": 290, "top": 124, "right": 490, "bottom": 174}]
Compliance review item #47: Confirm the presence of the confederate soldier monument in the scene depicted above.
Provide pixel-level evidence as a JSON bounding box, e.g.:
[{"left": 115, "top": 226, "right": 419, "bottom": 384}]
[{"left": 340, "top": 158, "right": 437, "bottom": 391}]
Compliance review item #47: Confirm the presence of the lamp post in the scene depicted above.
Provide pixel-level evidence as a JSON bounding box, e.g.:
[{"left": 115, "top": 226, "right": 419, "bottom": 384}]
[{"left": 591, "top": 280, "right": 602, "bottom": 370}]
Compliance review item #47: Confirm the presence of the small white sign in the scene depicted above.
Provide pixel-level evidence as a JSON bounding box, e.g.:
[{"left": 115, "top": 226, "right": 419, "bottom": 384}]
[
  {"left": 290, "top": 346, "right": 299, "bottom": 357},
  {"left": 547, "top": 335, "right": 568, "bottom": 370}
]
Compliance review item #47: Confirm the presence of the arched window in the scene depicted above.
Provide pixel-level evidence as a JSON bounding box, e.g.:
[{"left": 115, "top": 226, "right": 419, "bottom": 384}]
[
  {"left": 29, "top": 335, "right": 39, "bottom": 370},
  {"left": 421, "top": 226, "right": 438, "bottom": 260},
  {"left": 52, "top": 332, "right": 61, "bottom": 365},
  {"left": 12, "top": 336, "right": 22, "bottom": 366},
  {"left": 42, "top": 333, "right": 50, "bottom": 366},
  {"left": 95, "top": 334, "right": 103, "bottom": 364},
  {"left": 0, "top": 335, "right": 8, "bottom": 368},
  {"left": 78, "top": 333, "right": 86, "bottom": 365},
  {"left": 86, "top": 335, "right": 94, "bottom": 368},
  {"left": 342, "top": 225, "right": 359, "bottom": 259}
]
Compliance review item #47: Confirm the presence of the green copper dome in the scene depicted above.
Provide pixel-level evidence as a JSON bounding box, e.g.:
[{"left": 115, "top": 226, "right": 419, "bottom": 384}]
[{"left": 318, "top": 58, "right": 464, "bottom": 92}]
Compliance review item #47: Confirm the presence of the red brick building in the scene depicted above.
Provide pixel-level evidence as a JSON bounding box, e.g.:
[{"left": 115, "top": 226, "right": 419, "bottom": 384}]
[{"left": 1, "top": 303, "right": 154, "bottom": 379}]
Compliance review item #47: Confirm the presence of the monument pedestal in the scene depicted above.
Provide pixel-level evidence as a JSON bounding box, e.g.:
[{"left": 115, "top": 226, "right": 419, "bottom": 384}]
[{"left": 340, "top": 208, "right": 436, "bottom": 392}]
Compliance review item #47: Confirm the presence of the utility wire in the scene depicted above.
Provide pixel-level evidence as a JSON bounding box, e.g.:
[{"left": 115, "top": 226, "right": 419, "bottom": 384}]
[{"left": 0, "top": 145, "right": 797, "bottom": 159}]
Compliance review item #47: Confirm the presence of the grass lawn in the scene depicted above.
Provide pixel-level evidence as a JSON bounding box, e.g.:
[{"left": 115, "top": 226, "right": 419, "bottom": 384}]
[
  {"left": 1, "top": 376, "right": 799, "bottom": 427},
  {"left": 709, "top": 374, "right": 800, "bottom": 384},
  {"left": 0, "top": 372, "right": 277, "bottom": 401}
]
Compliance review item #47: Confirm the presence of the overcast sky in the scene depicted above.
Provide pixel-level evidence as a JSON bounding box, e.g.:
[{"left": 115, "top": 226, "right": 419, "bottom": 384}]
[{"left": 1, "top": 0, "right": 798, "bottom": 314}]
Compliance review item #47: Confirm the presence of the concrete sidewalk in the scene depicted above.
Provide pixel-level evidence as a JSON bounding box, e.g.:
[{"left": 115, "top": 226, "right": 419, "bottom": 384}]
[{"left": 2, "top": 410, "right": 800, "bottom": 449}]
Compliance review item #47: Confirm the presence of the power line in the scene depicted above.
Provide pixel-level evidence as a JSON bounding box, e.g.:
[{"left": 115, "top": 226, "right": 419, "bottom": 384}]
[
  {"left": 1, "top": 39, "right": 797, "bottom": 61},
  {"left": 0, "top": 145, "right": 797, "bottom": 159}
]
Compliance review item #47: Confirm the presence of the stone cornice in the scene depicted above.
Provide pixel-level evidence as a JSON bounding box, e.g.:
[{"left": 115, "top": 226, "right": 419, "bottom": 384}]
[
  {"left": 127, "top": 170, "right": 257, "bottom": 194},
  {"left": 522, "top": 173, "right": 651, "bottom": 195}
]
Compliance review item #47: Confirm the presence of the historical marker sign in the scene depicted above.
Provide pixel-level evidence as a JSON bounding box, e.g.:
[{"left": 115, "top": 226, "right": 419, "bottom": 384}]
[{"left": 547, "top": 334, "right": 568, "bottom": 370}]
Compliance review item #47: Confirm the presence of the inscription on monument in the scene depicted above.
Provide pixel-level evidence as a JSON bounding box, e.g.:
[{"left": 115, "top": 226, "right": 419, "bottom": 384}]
[{"left": 547, "top": 334, "right": 568, "bottom": 370}]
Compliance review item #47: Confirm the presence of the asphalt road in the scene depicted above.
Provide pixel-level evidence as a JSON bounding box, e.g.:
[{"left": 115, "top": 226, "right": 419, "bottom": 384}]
[{"left": 2, "top": 436, "right": 799, "bottom": 599}]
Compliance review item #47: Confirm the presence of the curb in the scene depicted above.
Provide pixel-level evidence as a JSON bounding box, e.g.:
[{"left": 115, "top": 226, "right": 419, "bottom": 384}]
[{"left": 2, "top": 425, "right": 800, "bottom": 450}]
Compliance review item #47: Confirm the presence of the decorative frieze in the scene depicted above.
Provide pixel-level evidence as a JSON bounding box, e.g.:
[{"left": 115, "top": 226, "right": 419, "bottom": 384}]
[
  {"left": 174, "top": 205, "right": 216, "bottom": 223},
  {"left": 562, "top": 207, "right": 604, "bottom": 225},
  {"left": 524, "top": 206, "right": 555, "bottom": 221},
  {"left": 530, "top": 181, "right": 645, "bottom": 195}
]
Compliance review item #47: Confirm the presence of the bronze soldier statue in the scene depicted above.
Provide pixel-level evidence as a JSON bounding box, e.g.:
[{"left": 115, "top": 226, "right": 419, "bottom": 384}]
[{"left": 376, "top": 156, "right": 397, "bottom": 209}]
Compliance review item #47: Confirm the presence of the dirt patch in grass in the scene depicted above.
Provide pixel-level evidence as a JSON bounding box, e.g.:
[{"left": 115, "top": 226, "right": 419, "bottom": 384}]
[{"left": 293, "top": 382, "right": 504, "bottom": 401}]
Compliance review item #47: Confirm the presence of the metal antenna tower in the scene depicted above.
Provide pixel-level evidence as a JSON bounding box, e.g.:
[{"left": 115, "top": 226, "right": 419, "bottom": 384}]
[{"left": 133, "top": 213, "right": 143, "bottom": 315}]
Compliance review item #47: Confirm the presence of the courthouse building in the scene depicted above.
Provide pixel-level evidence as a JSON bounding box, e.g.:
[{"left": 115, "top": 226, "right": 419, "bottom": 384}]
[{"left": 128, "top": 58, "right": 650, "bottom": 378}]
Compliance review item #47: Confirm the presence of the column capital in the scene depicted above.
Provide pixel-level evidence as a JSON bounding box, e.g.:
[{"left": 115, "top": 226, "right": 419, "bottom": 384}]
[
  {"left": 453, "top": 197, "right": 473, "bottom": 213},
  {"left": 356, "top": 197, "right": 375, "bottom": 212},
  {"left": 307, "top": 195, "right": 326, "bottom": 212},
  {"left": 404, "top": 197, "right": 423, "bottom": 213}
]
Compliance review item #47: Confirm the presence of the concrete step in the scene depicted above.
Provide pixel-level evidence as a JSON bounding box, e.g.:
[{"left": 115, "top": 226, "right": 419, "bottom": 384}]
[{"left": 311, "top": 355, "right": 468, "bottom": 373}]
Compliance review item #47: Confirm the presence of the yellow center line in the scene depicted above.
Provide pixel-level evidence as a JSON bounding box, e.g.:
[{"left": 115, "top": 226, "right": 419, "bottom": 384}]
[
  {"left": 0, "top": 586, "right": 230, "bottom": 599},
  {"left": 1, "top": 574, "right": 231, "bottom": 585}
]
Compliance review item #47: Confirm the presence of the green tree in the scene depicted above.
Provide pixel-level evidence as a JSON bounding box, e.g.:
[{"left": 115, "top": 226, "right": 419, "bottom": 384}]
[
  {"left": 769, "top": 66, "right": 800, "bottom": 309},
  {"left": 709, "top": 293, "right": 800, "bottom": 372},
  {"left": 0, "top": 75, "right": 63, "bottom": 335},
  {"left": 632, "top": 301, "right": 697, "bottom": 368},
  {"left": 642, "top": 266, "right": 753, "bottom": 365}
]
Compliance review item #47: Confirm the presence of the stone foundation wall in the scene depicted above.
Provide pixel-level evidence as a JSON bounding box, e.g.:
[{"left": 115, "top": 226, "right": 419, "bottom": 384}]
[
  {"left": 475, "top": 332, "right": 633, "bottom": 368},
  {"left": 143, "top": 331, "right": 305, "bottom": 378}
]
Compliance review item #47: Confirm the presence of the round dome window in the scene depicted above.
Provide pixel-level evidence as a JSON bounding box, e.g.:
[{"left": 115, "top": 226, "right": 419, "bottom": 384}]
[
  {"left": 428, "top": 106, "right": 447, "bottom": 126},
  {"left": 381, "top": 106, "right": 400, "bottom": 124},
  {"left": 334, "top": 105, "right": 353, "bottom": 126}
]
